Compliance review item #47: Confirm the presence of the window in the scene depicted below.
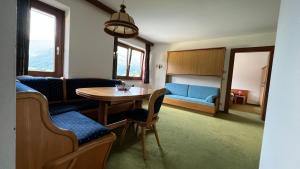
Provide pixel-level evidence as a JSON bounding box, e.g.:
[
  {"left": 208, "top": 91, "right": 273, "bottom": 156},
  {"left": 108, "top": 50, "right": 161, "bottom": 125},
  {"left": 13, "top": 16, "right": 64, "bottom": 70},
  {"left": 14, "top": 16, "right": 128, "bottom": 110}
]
[
  {"left": 116, "top": 43, "right": 145, "bottom": 80},
  {"left": 28, "top": 1, "right": 65, "bottom": 77}
]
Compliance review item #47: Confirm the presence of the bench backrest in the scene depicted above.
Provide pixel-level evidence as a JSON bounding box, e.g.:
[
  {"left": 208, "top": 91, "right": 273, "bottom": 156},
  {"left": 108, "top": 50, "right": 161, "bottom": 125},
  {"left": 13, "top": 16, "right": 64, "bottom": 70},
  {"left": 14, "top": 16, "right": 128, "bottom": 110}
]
[
  {"left": 165, "top": 83, "right": 219, "bottom": 100},
  {"left": 17, "top": 76, "right": 122, "bottom": 102}
]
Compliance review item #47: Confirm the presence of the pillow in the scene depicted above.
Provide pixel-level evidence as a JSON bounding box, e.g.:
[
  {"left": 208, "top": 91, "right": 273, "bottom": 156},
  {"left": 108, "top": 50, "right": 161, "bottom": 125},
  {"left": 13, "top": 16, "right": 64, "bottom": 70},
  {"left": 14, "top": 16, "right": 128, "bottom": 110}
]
[{"left": 205, "top": 95, "right": 217, "bottom": 103}]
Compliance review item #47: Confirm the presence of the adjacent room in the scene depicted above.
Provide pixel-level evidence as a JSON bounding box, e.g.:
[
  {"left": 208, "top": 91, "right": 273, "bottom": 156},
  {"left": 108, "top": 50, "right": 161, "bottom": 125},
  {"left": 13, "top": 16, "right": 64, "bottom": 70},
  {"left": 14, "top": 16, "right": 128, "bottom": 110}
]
[
  {"left": 2, "top": 0, "right": 300, "bottom": 169},
  {"left": 228, "top": 48, "right": 274, "bottom": 121}
]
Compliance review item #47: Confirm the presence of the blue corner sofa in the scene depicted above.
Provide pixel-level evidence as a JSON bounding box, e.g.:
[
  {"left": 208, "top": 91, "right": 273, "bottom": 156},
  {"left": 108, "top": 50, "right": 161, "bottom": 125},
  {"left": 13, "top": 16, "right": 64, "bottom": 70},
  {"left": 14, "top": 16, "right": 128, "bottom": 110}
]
[
  {"left": 17, "top": 75, "right": 122, "bottom": 118},
  {"left": 163, "top": 83, "right": 220, "bottom": 115},
  {"left": 16, "top": 76, "right": 120, "bottom": 169}
]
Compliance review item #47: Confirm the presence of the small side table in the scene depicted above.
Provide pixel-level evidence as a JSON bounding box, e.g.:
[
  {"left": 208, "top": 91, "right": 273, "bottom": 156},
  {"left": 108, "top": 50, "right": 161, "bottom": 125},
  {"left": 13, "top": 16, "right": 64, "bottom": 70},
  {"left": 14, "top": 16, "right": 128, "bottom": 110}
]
[{"left": 234, "top": 95, "right": 247, "bottom": 104}]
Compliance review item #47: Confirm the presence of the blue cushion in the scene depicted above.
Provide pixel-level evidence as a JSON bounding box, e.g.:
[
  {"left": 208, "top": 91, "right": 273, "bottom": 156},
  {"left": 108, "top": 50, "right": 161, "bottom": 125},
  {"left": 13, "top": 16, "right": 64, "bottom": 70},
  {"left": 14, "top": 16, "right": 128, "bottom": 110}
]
[
  {"left": 125, "top": 108, "right": 149, "bottom": 122},
  {"left": 17, "top": 76, "right": 64, "bottom": 102},
  {"left": 187, "top": 85, "right": 219, "bottom": 100},
  {"left": 165, "top": 83, "right": 189, "bottom": 96},
  {"left": 51, "top": 111, "right": 110, "bottom": 145},
  {"left": 75, "top": 100, "right": 99, "bottom": 110},
  {"left": 66, "top": 78, "right": 122, "bottom": 100},
  {"left": 125, "top": 92, "right": 165, "bottom": 122},
  {"left": 165, "top": 95, "right": 215, "bottom": 107},
  {"left": 154, "top": 95, "right": 165, "bottom": 114},
  {"left": 47, "top": 77, "right": 64, "bottom": 102},
  {"left": 49, "top": 104, "right": 78, "bottom": 115},
  {"left": 17, "top": 76, "right": 49, "bottom": 97},
  {"left": 205, "top": 95, "right": 217, "bottom": 103},
  {"left": 107, "top": 113, "right": 126, "bottom": 125},
  {"left": 16, "top": 81, "right": 37, "bottom": 93},
  {"left": 49, "top": 100, "right": 99, "bottom": 115}
]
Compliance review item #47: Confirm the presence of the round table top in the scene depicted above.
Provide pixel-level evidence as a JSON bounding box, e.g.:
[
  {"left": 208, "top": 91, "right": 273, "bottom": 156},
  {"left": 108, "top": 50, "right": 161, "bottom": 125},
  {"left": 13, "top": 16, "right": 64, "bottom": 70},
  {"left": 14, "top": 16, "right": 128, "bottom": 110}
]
[{"left": 76, "top": 87, "right": 153, "bottom": 101}]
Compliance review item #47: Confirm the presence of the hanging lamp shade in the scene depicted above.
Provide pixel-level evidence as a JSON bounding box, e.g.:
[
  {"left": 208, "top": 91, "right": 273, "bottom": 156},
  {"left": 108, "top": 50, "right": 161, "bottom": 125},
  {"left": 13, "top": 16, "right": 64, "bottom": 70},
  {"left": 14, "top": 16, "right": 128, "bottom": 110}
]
[{"left": 104, "top": 4, "right": 139, "bottom": 38}]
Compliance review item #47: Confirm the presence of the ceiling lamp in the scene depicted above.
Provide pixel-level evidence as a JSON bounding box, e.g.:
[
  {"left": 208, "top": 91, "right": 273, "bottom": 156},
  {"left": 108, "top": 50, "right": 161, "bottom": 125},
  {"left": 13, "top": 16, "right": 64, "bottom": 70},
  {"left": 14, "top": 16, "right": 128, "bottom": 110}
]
[{"left": 104, "top": 2, "right": 139, "bottom": 38}]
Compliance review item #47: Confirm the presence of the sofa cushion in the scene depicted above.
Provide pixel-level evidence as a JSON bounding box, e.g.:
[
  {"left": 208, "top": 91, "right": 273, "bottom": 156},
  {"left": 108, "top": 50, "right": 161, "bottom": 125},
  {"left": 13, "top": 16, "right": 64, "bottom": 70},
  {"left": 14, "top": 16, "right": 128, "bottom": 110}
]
[
  {"left": 165, "top": 83, "right": 189, "bottom": 97},
  {"left": 17, "top": 76, "right": 64, "bottom": 102},
  {"left": 66, "top": 78, "right": 122, "bottom": 100},
  {"left": 49, "top": 104, "right": 78, "bottom": 116},
  {"left": 187, "top": 85, "right": 219, "bottom": 100},
  {"left": 49, "top": 100, "right": 99, "bottom": 115},
  {"left": 17, "top": 76, "right": 49, "bottom": 97},
  {"left": 107, "top": 113, "right": 126, "bottom": 125},
  {"left": 74, "top": 100, "right": 99, "bottom": 110},
  {"left": 165, "top": 95, "right": 215, "bottom": 107},
  {"left": 16, "top": 81, "right": 38, "bottom": 93},
  {"left": 47, "top": 77, "right": 64, "bottom": 102},
  {"left": 205, "top": 95, "right": 217, "bottom": 103},
  {"left": 51, "top": 111, "right": 110, "bottom": 145}
]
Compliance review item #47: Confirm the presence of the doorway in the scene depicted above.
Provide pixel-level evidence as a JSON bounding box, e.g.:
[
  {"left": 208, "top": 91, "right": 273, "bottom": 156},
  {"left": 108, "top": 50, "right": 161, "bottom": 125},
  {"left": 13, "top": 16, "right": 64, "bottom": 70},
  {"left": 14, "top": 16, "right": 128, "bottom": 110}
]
[{"left": 224, "top": 46, "right": 275, "bottom": 120}]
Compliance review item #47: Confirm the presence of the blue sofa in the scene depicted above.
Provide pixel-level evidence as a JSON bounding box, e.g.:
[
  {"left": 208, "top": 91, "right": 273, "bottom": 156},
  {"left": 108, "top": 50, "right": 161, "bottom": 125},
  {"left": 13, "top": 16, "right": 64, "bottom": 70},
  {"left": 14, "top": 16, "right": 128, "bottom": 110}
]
[
  {"left": 163, "top": 83, "right": 220, "bottom": 115},
  {"left": 17, "top": 76, "right": 122, "bottom": 117}
]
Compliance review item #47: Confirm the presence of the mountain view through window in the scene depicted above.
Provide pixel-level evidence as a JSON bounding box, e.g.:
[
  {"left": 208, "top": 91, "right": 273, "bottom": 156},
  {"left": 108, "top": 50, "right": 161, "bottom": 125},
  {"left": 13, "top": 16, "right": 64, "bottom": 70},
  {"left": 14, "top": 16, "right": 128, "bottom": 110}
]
[
  {"left": 116, "top": 44, "right": 144, "bottom": 79},
  {"left": 29, "top": 8, "right": 56, "bottom": 72}
]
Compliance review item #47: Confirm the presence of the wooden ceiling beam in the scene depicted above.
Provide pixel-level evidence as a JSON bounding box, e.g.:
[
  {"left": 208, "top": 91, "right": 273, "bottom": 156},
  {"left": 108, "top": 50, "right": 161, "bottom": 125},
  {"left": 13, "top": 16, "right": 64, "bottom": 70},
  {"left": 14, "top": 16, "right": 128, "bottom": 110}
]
[{"left": 86, "top": 0, "right": 154, "bottom": 46}]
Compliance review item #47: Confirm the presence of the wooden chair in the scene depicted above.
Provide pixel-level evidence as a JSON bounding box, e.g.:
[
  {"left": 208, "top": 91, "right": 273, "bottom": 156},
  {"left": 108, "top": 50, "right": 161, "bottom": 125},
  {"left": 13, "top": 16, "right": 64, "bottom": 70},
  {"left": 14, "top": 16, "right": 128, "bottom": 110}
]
[
  {"left": 16, "top": 85, "right": 116, "bottom": 169},
  {"left": 120, "top": 88, "right": 166, "bottom": 159}
]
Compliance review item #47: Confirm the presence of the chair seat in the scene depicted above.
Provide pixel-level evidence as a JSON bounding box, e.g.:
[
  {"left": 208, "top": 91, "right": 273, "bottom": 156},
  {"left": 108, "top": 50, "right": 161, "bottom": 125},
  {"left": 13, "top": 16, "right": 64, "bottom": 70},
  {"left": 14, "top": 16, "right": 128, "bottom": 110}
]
[
  {"left": 51, "top": 111, "right": 110, "bottom": 145},
  {"left": 125, "top": 108, "right": 149, "bottom": 122},
  {"left": 49, "top": 100, "right": 99, "bottom": 115}
]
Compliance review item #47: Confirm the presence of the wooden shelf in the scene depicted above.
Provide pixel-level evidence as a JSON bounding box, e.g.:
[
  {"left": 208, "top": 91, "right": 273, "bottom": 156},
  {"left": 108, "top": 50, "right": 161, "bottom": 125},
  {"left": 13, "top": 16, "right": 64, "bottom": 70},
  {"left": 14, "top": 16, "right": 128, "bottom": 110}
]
[{"left": 167, "top": 47, "right": 226, "bottom": 76}]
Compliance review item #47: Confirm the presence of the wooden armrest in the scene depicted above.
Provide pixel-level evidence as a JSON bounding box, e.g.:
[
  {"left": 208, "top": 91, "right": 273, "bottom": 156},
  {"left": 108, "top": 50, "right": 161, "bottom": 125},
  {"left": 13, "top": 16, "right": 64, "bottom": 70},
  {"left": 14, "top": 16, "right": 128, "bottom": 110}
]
[{"left": 43, "top": 133, "right": 116, "bottom": 169}]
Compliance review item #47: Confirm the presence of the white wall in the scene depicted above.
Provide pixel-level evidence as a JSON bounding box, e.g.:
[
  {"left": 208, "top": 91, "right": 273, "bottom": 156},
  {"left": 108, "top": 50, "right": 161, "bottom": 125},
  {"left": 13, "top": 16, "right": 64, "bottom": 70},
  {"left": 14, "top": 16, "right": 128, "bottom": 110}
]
[
  {"left": 0, "top": 0, "right": 16, "bottom": 168},
  {"left": 232, "top": 52, "right": 269, "bottom": 105},
  {"left": 50, "top": 0, "right": 114, "bottom": 79},
  {"left": 171, "top": 75, "right": 221, "bottom": 88},
  {"left": 42, "top": 0, "right": 150, "bottom": 86},
  {"left": 119, "top": 38, "right": 145, "bottom": 50},
  {"left": 259, "top": 0, "right": 300, "bottom": 168},
  {"left": 151, "top": 32, "right": 276, "bottom": 110},
  {"left": 151, "top": 43, "right": 170, "bottom": 89}
]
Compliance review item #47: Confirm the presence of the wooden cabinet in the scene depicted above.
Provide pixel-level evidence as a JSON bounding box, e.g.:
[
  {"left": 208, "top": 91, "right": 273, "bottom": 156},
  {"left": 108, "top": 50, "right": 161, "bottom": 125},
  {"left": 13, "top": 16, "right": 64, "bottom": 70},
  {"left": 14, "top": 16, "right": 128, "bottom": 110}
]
[{"left": 167, "top": 47, "right": 226, "bottom": 76}]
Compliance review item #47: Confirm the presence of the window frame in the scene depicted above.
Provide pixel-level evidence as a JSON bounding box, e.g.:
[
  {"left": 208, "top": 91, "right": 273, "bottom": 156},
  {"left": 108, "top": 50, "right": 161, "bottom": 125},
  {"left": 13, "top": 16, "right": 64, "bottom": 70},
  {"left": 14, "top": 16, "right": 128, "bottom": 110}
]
[
  {"left": 116, "top": 42, "right": 145, "bottom": 80},
  {"left": 28, "top": 0, "right": 65, "bottom": 77}
]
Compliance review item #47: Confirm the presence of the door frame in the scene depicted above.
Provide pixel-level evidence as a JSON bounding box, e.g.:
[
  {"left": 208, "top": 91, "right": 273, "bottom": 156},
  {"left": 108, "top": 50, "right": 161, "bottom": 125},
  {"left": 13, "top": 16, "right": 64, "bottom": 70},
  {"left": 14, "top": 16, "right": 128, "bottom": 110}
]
[{"left": 224, "top": 46, "right": 275, "bottom": 120}]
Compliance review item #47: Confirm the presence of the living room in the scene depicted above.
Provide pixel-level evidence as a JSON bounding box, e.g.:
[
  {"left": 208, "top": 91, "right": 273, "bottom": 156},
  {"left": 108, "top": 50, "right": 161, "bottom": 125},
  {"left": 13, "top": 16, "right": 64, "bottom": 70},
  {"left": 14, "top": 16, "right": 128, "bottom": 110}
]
[{"left": 1, "top": 0, "right": 300, "bottom": 169}]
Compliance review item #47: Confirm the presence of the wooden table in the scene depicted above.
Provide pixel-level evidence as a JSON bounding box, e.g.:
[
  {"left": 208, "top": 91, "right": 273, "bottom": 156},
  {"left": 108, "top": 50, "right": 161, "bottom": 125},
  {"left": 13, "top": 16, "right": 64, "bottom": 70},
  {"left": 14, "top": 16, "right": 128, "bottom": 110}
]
[{"left": 76, "top": 87, "right": 152, "bottom": 126}]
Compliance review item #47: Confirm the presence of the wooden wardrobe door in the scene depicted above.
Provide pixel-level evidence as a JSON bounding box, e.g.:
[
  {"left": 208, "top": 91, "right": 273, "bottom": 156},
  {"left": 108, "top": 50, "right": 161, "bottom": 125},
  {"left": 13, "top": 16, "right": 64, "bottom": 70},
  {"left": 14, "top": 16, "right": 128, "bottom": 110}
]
[{"left": 167, "top": 48, "right": 225, "bottom": 76}]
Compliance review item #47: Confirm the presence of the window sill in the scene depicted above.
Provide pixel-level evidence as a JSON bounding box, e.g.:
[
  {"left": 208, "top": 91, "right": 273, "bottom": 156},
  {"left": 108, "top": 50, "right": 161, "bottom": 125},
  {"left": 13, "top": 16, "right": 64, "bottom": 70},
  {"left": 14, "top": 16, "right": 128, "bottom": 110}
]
[{"left": 116, "top": 77, "right": 143, "bottom": 81}]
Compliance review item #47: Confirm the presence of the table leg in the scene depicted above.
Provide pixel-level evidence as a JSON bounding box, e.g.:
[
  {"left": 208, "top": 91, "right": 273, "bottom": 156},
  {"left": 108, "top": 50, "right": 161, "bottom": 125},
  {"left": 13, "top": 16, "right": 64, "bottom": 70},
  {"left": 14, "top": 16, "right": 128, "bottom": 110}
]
[
  {"left": 98, "top": 101, "right": 109, "bottom": 125},
  {"left": 243, "top": 96, "right": 246, "bottom": 104}
]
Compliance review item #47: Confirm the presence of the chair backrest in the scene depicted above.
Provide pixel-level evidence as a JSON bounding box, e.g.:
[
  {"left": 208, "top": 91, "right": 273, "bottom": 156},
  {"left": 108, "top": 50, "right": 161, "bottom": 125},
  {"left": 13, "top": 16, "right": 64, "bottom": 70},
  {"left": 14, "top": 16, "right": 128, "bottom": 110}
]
[{"left": 147, "top": 88, "right": 166, "bottom": 123}]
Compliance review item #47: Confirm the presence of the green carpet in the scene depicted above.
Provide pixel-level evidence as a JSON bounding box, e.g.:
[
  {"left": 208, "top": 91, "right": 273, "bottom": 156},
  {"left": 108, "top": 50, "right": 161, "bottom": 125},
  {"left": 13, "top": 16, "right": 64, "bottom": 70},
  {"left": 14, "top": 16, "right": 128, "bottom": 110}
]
[
  {"left": 230, "top": 104, "right": 261, "bottom": 115},
  {"left": 107, "top": 105, "right": 264, "bottom": 169}
]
